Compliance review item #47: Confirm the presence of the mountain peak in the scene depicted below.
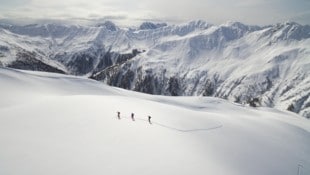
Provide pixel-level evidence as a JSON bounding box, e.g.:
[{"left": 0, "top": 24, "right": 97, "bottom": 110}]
[
  {"left": 96, "top": 21, "right": 118, "bottom": 31},
  {"left": 185, "top": 20, "right": 210, "bottom": 28},
  {"left": 139, "top": 22, "right": 167, "bottom": 30},
  {"left": 267, "top": 21, "right": 310, "bottom": 41}
]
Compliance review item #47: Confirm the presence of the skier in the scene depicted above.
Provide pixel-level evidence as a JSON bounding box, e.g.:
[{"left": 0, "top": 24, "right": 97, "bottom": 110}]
[
  {"left": 148, "top": 115, "right": 152, "bottom": 124},
  {"left": 131, "top": 113, "right": 135, "bottom": 121},
  {"left": 117, "top": 111, "right": 120, "bottom": 119}
]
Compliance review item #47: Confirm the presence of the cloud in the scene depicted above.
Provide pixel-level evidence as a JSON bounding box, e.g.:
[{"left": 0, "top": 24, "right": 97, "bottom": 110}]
[
  {"left": 0, "top": 0, "right": 309, "bottom": 25},
  {"left": 235, "top": 0, "right": 271, "bottom": 7},
  {"left": 290, "top": 10, "right": 310, "bottom": 24}
]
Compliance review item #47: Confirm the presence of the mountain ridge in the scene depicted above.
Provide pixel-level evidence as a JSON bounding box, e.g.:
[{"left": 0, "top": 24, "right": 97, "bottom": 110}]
[{"left": 0, "top": 20, "right": 309, "bottom": 118}]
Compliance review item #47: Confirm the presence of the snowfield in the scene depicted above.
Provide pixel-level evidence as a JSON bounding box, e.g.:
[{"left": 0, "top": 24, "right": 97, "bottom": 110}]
[{"left": 0, "top": 67, "right": 309, "bottom": 175}]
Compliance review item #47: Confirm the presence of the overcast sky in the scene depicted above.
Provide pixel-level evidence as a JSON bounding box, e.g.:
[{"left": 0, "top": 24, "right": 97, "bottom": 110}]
[{"left": 0, "top": 0, "right": 309, "bottom": 26}]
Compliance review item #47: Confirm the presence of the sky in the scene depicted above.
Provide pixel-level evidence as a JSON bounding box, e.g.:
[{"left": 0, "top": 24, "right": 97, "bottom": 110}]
[{"left": 0, "top": 0, "right": 309, "bottom": 26}]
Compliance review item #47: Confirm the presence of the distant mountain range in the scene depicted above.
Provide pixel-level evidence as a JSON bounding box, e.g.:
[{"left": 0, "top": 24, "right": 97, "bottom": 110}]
[{"left": 0, "top": 20, "right": 309, "bottom": 118}]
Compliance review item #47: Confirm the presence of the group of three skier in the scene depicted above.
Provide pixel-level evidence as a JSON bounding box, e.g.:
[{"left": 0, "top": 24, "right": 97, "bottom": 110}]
[{"left": 117, "top": 111, "right": 152, "bottom": 124}]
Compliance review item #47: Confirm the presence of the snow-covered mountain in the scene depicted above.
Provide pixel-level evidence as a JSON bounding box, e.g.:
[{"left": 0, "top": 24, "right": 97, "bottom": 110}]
[
  {"left": 0, "top": 67, "right": 309, "bottom": 175},
  {"left": 0, "top": 21, "right": 309, "bottom": 118}
]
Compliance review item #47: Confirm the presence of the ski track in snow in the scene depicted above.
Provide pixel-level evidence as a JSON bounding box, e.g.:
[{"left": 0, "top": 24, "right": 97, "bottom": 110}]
[{"left": 116, "top": 116, "right": 223, "bottom": 132}]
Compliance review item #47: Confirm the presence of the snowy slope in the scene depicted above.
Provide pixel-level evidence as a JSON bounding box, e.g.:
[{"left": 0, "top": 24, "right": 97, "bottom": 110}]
[
  {"left": 0, "top": 21, "right": 309, "bottom": 118},
  {"left": 0, "top": 67, "right": 309, "bottom": 175}
]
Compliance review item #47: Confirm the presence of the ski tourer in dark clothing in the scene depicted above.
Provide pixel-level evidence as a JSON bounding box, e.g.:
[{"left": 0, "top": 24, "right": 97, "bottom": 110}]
[
  {"left": 131, "top": 113, "right": 135, "bottom": 121},
  {"left": 117, "top": 111, "right": 120, "bottom": 119},
  {"left": 148, "top": 116, "right": 152, "bottom": 124}
]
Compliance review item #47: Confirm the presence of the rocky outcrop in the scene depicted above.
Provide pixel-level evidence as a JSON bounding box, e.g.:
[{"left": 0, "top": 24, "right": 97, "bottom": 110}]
[
  {"left": 8, "top": 51, "right": 65, "bottom": 74},
  {"left": 91, "top": 61, "right": 310, "bottom": 118},
  {"left": 139, "top": 22, "right": 167, "bottom": 30}
]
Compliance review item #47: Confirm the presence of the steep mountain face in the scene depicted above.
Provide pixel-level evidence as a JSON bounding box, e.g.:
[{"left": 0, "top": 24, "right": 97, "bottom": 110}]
[
  {"left": 0, "top": 21, "right": 309, "bottom": 118},
  {"left": 0, "top": 22, "right": 141, "bottom": 75}
]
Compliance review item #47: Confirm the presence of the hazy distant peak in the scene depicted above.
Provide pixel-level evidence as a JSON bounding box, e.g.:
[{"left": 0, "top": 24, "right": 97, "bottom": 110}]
[
  {"left": 139, "top": 22, "right": 167, "bottom": 30},
  {"left": 96, "top": 21, "right": 118, "bottom": 31}
]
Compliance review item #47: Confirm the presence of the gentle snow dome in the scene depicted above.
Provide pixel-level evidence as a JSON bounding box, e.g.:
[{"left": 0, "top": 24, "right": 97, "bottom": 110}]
[{"left": 0, "top": 0, "right": 309, "bottom": 25}]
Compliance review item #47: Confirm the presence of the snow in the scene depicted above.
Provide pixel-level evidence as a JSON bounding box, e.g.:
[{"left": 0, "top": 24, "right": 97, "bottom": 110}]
[{"left": 0, "top": 67, "right": 309, "bottom": 175}]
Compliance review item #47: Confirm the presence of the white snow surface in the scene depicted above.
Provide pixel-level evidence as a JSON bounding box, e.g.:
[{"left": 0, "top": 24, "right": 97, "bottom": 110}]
[{"left": 0, "top": 67, "right": 309, "bottom": 175}]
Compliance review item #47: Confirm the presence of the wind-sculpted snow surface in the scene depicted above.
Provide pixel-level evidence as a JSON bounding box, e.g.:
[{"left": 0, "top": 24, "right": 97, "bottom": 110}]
[
  {"left": 0, "top": 21, "right": 309, "bottom": 117},
  {"left": 0, "top": 68, "right": 309, "bottom": 175}
]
